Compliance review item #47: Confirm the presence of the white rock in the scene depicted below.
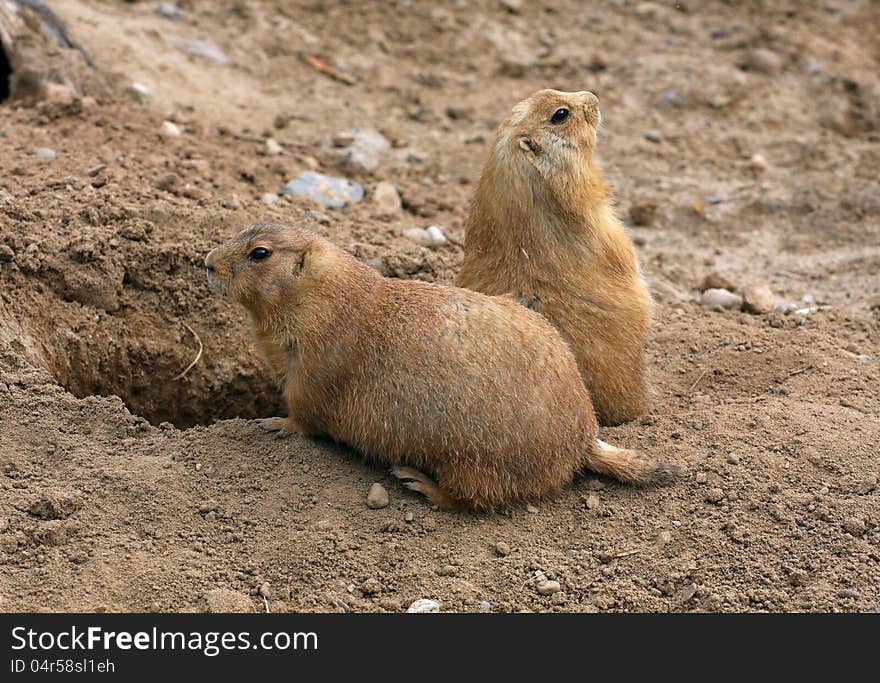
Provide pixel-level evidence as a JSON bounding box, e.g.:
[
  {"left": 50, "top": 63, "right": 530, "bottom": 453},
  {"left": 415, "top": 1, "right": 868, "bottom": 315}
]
[
  {"left": 406, "top": 599, "right": 440, "bottom": 613},
  {"left": 128, "top": 82, "right": 152, "bottom": 102},
  {"left": 264, "top": 138, "right": 284, "bottom": 156},
  {"left": 700, "top": 288, "right": 743, "bottom": 310},
  {"left": 425, "top": 225, "right": 447, "bottom": 245},
  {"left": 261, "top": 193, "right": 279, "bottom": 204},
  {"left": 157, "top": 2, "right": 185, "bottom": 20},
  {"left": 160, "top": 121, "right": 182, "bottom": 138},
  {"left": 35, "top": 148, "right": 56, "bottom": 160},
  {"left": 479, "top": 600, "right": 492, "bottom": 612},
  {"left": 403, "top": 226, "right": 446, "bottom": 248}
]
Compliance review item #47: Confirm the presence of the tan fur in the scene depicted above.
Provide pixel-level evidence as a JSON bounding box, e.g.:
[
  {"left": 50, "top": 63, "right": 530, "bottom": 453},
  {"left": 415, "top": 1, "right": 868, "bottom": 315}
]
[
  {"left": 457, "top": 89, "right": 652, "bottom": 426},
  {"left": 206, "top": 224, "right": 676, "bottom": 510}
]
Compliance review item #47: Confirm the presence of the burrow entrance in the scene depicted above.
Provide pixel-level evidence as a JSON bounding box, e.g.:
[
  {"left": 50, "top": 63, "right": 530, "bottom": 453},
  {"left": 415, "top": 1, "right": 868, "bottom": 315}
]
[
  {"left": 23, "top": 281, "right": 285, "bottom": 429},
  {"left": 45, "top": 321, "right": 285, "bottom": 429}
]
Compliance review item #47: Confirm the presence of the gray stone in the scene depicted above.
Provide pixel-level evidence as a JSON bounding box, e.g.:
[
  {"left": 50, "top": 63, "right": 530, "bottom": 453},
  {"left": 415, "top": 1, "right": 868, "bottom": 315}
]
[
  {"left": 282, "top": 171, "right": 364, "bottom": 208},
  {"left": 338, "top": 128, "right": 391, "bottom": 174},
  {"left": 837, "top": 588, "right": 861, "bottom": 600}
]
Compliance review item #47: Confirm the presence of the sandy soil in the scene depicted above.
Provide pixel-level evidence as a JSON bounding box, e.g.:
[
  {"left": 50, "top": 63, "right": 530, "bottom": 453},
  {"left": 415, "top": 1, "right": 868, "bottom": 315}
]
[{"left": 0, "top": 0, "right": 878, "bottom": 613}]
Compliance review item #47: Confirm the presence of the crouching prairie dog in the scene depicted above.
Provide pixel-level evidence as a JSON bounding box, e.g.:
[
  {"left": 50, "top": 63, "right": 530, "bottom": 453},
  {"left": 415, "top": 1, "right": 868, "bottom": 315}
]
[
  {"left": 457, "top": 89, "right": 652, "bottom": 426},
  {"left": 205, "top": 224, "right": 676, "bottom": 510}
]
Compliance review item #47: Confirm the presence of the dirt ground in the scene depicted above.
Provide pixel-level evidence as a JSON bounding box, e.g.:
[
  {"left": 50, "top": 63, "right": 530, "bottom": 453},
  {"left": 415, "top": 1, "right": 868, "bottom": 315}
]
[{"left": 1, "top": 0, "right": 878, "bottom": 613}]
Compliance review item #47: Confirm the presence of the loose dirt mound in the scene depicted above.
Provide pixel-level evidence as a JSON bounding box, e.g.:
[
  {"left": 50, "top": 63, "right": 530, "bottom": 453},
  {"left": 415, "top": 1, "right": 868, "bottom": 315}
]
[{"left": 0, "top": 0, "right": 878, "bottom": 613}]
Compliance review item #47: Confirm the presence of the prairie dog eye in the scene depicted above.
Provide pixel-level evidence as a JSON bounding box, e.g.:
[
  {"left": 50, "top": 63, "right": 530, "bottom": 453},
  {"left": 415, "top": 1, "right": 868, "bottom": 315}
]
[
  {"left": 550, "top": 107, "right": 570, "bottom": 124},
  {"left": 249, "top": 247, "right": 271, "bottom": 260}
]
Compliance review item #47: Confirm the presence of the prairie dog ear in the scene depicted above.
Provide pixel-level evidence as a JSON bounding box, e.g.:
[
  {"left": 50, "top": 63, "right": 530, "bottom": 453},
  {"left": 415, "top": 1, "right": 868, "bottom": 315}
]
[{"left": 517, "top": 136, "right": 542, "bottom": 172}]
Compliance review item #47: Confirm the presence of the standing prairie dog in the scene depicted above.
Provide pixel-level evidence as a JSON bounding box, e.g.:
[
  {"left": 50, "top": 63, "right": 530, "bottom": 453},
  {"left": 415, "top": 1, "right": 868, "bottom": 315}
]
[
  {"left": 457, "top": 89, "right": 652, "bottom": 426},
  {"left": 206, "top": 224, "right": 676, "bottom": 510}
]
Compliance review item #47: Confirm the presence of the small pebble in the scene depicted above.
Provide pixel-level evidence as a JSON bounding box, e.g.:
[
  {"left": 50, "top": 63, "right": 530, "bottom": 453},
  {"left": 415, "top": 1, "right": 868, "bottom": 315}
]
[
  {"left": 160, "top": 121, "right": 182, "bottom": 138},
  {"left": 526, "top": 504, "right": 539, "bottom": 514},
  {"left": 127, "top": 82, "right": 151, "bottom": 102},
  {"left": 425, "top": 225, "right": 447, "bottom": 244},
  {"left": 657, "top": 530, "right": 673, "bottom": 546},
  {"left": 403, "top": 226, "right": 446, "bottom": 248},
  {"left": 479, "top": 600, "right": 492, "bottom": 612},
  {"left": 837, "top": 588, "right": 860, "bottom": 600},
  {"left": 264, "top": 138, "right": 284, "bottom": 156},
  {"left": 585, "top": 493, "right": 601, "bottom": 510},
  {"left": 404, "top": 512, "right": 414, "bottom": 522},
  {"left": 258, "top": 582, "right": 271, "bottom": 598},
  {"left": 406, "top": 599, "right": 440, "bottom": 613},
  {"left": 156, "top": 2, "right": 185, "bottom": 20},
  {"left": 645, "top": 130, "right": 662, "bottom": 143},
  {"left": 701, "top": 288, "right": 743, "bottom": 310},
  {"left": 742, "top": 284, "right": 776, "bottom": 314},
  {"left": 366, "top": 482, "right": 389, "bottom": 509},
  {"left": 494, "top": 541, "right": 511, "bottom": 556},
  {"left": 536, "top": 579, "right": 562, "bottom": 596},
  {"left": 35, "top": 148, "right": 56, "bottom": 160},
  {"left": 372, "top": 181, "right": 402, "bottom": 215},
  {"left": 749, "top": 153, "right": 767, "bottom": 171},
  {"left": 726, "top": 453, "right": 741, "bottom": 465},
  {"left": 742, "top": 48, "right": 782, "bottom": 74},
  {"left": 155, "top": 172, "right": 178, "bottom": 191},
  {"left": 706, "top": 487, "right": 725, "bottom": 504},
  {"left": 361, "top": 578, "right": 382, "bottom": 595},
  {"left": 261, "top": 193, "right": 279, "bottom": 204}
]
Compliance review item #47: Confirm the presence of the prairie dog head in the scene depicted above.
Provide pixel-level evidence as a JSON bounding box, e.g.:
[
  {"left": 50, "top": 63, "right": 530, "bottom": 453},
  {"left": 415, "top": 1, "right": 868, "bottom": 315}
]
[
  {"left": 205, "top": 223, "right": 330, "bottom": 326},
  {"left": 499, "top": 89, "right": 601, "bottom": 176}
]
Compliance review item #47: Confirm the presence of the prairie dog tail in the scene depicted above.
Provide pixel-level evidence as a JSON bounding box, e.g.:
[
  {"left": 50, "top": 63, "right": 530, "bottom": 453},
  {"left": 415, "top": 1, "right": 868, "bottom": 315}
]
[{"left": 585, "top": 439, "right": 680, "bottom": 485}]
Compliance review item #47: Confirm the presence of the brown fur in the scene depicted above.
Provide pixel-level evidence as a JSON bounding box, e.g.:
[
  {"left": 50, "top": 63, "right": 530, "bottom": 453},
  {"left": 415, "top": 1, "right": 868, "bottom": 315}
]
[
  {"left": 206, "top": 224, "right": 676, "bottom": 510},
  {"left": 457, "top": 89, "right": 652, "bottom": 426}
]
